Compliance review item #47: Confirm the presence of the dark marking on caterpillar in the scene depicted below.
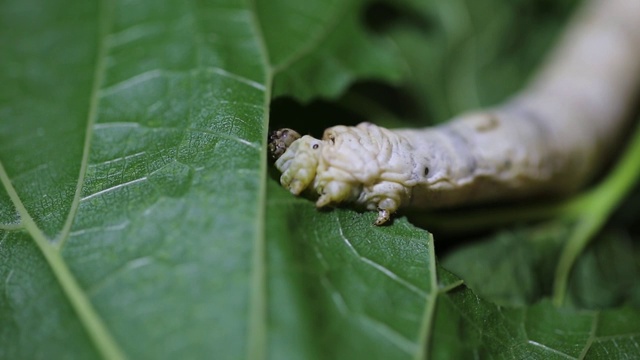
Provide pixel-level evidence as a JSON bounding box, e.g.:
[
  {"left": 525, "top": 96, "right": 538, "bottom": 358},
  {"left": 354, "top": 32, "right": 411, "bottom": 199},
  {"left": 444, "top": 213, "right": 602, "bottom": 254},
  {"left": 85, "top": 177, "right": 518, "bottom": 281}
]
[
  {"left": 442, "top": 127, "right": 477, "bottom": 176},
  {"left": 473, "top": 113, "right": 500, "bottom": 132}
]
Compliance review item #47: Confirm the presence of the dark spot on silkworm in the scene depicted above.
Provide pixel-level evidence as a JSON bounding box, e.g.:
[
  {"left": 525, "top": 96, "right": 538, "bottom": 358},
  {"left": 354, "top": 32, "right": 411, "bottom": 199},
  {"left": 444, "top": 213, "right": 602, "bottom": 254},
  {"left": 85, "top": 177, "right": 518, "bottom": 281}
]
[
  {"left": 444, "top": 127, "right": 470, "bottom": 148},
  {"left": 506, "top": 103, "right": 552, "bottom": 139},
  {"left": 468, "top": 156, "right": 478, "bottom": 175},
  {"left": 474, "top": 114, "right": 500, "bottom": 132},
  {"left": 443, "top": 127, "right": 477, "bottom": 175},
  {"left": 312, "top": 144, "right": 319, "bottom": 149},
  {"left": 424, "top": 167, "right": 429, "bottom": 176},
  {"left": 329, "top": 135, "right": 335, "bottom": 144}
]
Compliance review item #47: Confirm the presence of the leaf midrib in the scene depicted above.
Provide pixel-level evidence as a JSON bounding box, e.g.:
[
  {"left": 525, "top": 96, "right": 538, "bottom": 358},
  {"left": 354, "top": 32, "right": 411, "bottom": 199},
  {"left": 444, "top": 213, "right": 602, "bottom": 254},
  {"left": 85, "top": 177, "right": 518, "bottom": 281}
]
[
  {"left": 246, "top": 0, "right": 272, "bottom": 358},
  {"left": 245, "top": 0, "right": 356, "bottom": 357}
]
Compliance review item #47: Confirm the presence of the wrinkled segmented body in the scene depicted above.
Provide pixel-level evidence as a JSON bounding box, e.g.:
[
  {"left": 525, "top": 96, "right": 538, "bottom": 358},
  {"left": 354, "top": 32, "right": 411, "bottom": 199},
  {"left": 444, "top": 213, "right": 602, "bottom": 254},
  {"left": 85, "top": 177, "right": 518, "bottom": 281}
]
[{"left": 271, "top": 0, "right": 640, "bottom": 225}]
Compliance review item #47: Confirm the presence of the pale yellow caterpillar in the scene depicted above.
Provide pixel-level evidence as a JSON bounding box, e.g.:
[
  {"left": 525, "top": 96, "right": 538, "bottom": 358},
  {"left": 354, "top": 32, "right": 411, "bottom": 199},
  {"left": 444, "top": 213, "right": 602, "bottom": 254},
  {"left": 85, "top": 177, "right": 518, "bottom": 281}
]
[{"left": 270, "top": 0, "right": 640, "bottom": 225}]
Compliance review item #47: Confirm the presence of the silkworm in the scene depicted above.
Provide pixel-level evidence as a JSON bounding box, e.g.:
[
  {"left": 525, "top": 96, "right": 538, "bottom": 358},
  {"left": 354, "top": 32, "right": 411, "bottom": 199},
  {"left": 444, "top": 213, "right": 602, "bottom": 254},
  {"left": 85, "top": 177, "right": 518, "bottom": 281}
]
[{"left": 270, "top": 0, "right": 640, "bottom": 225}]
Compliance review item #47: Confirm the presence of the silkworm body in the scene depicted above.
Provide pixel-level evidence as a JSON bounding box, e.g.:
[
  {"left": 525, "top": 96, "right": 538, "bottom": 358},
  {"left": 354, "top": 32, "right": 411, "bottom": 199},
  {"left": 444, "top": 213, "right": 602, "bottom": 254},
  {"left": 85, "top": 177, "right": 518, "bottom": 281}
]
[
  {"left": 274, "top": 123, "right": 418, "bottom": 224},
  {"left": 270, "top": 0, "right": 640, "bottom": 225}
]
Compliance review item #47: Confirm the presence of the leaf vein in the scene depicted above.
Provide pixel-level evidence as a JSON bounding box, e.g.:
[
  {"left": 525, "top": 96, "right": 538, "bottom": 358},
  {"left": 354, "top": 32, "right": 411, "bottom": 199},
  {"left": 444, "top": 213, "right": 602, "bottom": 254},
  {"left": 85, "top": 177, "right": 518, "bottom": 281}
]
[
  {"left": 578, "top": 312, "right": 599, "bottom": 359},
  {"left": 0, "top": 160, "right": 125, "bottom": 359},
  {"left": 527, "top": 340, "right": 577, "bottom": 359},
  {"left": 594, "top": 332, "right": 640, "bottom": 342},
  {"left": 416, "top": 233, "right": 438, "bottom": 360},
  {"left": 358, "top": 314, "right": 417, "bottom": 355},
  {"left": 0, "top": 222, "right": 23, "bottom": 231},
  {"left": 80, "top": 177, "right": 148, "bottom": 202},
  {"left": 320, "top": 276, "right": 349, "bottom": 315},
  {"left": 336, "top": 218, "right": 427, "bottom": 297},
  {"left": 243, "top": 0, "right": 272, "bottom": 358},
  {"left": 99, "top": 67, "right": 265, "bottom": 98}
]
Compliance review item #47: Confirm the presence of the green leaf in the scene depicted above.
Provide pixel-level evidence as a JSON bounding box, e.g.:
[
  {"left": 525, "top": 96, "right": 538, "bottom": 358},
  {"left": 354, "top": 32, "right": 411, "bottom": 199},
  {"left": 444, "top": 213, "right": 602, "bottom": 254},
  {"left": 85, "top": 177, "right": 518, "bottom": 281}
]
[
  {"left": 0, "top": 0, "right": 422, "bottom": 358},
  {"left": 262, "top": 0, "right": 406, "bottom": 101},
  {"left": 386, "top": 0, "right": 578, "bottom": 124},
  {"left": 442, "top": 222, "right": 640, "bottom": 309},
  {"left": 568, "top": 231, "right": 640, "bottom": 308},
  {"left": 266, "top": 182, "right": 440, "bottom": 359},
  {"left": 430, "top": 292, "right": 640, "bottom": 359},
  {"left": 3, "top": 0, "right": 640, "bottom": 358},
  {"left": 442, "top": 222, "right": 569, "bottom": 307},
  {"left": 2, "top": 0, "right": 269, "bottom": 357}
]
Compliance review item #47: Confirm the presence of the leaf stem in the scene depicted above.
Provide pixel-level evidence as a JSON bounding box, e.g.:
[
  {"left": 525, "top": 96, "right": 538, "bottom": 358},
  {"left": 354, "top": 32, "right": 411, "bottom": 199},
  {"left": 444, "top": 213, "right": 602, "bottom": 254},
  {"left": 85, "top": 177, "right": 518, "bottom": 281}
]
[{"left": 553, "top": 120, "right": 640, "bottom": 305}]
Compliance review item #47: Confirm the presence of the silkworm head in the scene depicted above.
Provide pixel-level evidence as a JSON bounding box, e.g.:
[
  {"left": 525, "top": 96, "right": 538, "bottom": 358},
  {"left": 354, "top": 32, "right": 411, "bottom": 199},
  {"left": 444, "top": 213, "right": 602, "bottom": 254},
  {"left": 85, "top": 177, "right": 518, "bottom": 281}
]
[{"left": 268, "top": 128, "right": 302, "bottom": 160}]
